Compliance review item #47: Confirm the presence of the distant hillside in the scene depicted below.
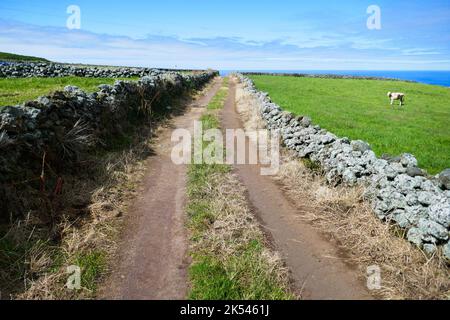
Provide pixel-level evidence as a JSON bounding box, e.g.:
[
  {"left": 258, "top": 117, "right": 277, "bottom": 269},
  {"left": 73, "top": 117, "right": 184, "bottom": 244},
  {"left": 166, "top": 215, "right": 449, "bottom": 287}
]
[{"left": 0, "top": 52, "right": 50, "bottom": 63}]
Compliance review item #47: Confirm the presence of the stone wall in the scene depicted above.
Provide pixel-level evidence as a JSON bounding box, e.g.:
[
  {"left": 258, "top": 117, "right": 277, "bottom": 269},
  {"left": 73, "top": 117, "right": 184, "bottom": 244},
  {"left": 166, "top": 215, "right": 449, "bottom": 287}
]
[
  {"left": 236, "top": 74, "right": 450, "bottom": 260},
  {"left": 0, "top": 62, "right": 201, "bottom": 78},
  {"left": 0, "top": 70, "right": 218, "bottom": 220}
]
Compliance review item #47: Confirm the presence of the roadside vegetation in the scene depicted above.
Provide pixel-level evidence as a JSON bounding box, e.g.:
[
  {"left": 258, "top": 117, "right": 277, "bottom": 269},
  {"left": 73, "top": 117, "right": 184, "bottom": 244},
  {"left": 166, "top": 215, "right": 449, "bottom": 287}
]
[
  {"left": 249, "top": 75, "right": 450, "bottom": 174},
  {"left": 0, "top": 77, "right": 138, "bottom": 107},
  {"left": 0, "top": 52, "right": 50, "bottom": 63},
  {"left": 206, "top": 77, "right": 229, "bottom": 110},
  {"left": 186, "top": 78, "right": 294, "bottom": 300}
]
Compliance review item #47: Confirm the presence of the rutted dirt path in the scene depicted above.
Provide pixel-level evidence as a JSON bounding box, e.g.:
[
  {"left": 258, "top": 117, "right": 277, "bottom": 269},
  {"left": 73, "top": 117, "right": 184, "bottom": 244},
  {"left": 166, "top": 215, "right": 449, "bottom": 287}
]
[
  {"left": 222, "top": 78, "right": 373, "bottom": 300},
  {"left": 100, "top": 78, "right": 223, "bottom": 300}
]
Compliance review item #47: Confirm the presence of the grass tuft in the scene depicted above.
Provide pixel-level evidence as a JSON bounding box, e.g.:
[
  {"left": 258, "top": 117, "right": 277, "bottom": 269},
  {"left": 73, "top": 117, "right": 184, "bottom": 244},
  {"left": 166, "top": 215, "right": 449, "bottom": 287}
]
[
  {"left": 74, "top": 250, "right": 107, "bottom": 292},
  {"left": 187, "top": 78, "right": 294, "bottom": 300}
]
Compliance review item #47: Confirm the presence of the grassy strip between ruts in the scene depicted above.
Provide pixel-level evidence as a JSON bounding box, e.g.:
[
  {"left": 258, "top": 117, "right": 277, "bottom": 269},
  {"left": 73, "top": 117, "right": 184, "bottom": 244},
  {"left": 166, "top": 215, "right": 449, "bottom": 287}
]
[
  {"left": 0, "top": 76, "right": 139, "bottom": 108},
  {"left": 206, "top": 77, "right": 229, "bottom": 110},
  {"left": 235, "top": 81, "right": 450, "bottom": 300},
  {"left": 186, "top": 78, "right": 294, "bottom": 300}
]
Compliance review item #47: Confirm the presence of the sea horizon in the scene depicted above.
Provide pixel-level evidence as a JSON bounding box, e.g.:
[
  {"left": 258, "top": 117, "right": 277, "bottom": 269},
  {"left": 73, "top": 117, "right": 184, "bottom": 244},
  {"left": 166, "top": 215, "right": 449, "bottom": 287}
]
[{"left": 219, "top": 70, "right": 450, "bottom": 87}]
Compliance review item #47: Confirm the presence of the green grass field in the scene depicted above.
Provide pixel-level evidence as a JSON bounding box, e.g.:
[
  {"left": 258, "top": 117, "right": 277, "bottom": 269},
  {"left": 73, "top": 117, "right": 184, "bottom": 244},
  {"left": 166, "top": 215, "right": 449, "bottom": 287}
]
[
  {"left": 0, "top": 52, "right": 50, "bottom": 62},
  {"left": 0, "top": 77, "right": 138, "bottom": 108},
  {"left": 248, "top": 75, "right": 450, "bottom": 174}
]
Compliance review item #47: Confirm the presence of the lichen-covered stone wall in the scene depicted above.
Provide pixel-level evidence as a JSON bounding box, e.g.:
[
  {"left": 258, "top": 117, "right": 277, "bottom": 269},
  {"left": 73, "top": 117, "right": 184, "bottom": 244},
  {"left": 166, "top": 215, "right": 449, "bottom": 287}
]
[
  {"left": 0, "top": 70, "right": 217, "bottom": 220},
  {"left": 237, "top": 74, "right": 450, "bottom": 260}
]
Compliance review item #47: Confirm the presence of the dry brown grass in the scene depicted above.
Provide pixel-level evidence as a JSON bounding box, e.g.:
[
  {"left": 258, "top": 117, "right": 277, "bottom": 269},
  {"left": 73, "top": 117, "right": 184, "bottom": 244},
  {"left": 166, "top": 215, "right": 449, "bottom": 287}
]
[
  {"left": 277, "top": 154, "right": 449, "bottom": 300},
  {"left": 11, "top": 128, "right": 152, "bottom": 300},
  {"left": 234, "top": 78, "right": 450, "bottom": 300}
]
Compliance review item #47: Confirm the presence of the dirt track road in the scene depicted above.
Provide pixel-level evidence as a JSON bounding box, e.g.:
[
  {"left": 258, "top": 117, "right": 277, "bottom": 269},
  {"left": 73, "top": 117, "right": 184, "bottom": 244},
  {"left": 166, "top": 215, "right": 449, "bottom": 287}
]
[
  {"left": 221, "top": 78, "right": 372, "bottom": 300},
  {"left": 101, "top": 78, "right": 223, "bottom": 300}
]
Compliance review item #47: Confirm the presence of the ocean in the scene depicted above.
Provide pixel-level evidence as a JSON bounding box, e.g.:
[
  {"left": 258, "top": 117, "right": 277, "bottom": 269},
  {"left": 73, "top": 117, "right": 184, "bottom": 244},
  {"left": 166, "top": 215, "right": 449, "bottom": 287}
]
[{"left": 219, "top": 70, "right": 450, "bottom": 87}]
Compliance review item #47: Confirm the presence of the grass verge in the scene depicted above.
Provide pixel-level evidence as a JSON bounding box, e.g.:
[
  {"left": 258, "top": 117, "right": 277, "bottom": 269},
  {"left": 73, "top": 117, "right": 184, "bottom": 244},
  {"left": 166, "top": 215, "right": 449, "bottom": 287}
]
[
  {"left": 0, "top": 82, "right": 209, "bottom": 300},
  {"left": 0, "top": 52, "right": 50, "bottom": 63},
  {"left": 187, "top": 78, "right": 294, "bottom": 300},
  {"left": 248, "top": 75, "right": 450, "bottom": 174}
]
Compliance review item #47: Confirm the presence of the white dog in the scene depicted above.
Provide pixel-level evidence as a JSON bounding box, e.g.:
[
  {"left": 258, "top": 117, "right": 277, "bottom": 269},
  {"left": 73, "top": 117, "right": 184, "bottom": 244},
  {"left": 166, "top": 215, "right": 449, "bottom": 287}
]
[{"left": 387, "top": 92, "right": 405, "bottom": 107}]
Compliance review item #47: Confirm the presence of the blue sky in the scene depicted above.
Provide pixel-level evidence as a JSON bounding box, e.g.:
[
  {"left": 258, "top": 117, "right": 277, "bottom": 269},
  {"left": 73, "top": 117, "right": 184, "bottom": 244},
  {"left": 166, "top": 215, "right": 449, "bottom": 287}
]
[{"left": 0, "top": 0, "right": 449, "bottom": 70}]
